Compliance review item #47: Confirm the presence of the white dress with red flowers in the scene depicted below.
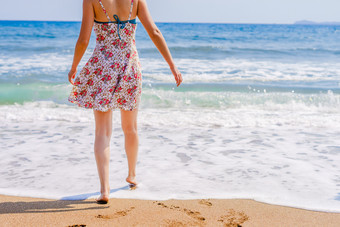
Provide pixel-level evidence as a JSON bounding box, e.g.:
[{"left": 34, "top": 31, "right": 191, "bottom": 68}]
[{"left": 68, "top": 0, "right": 142, "bottom": 112}]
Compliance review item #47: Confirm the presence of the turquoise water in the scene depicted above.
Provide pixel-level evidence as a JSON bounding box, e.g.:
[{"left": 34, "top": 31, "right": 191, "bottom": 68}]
[{"left": 1, "top": 21, "right": 340, "bottom": 108}]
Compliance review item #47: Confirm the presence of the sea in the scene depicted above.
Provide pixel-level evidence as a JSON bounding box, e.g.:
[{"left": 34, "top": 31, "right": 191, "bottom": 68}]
[{"left": 0, "top": 20, "right": 339, "bottom": 212}]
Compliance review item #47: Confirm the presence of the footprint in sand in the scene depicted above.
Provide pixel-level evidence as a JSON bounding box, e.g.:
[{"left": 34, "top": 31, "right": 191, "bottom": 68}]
[
  {"left": 154, "top": 202, "right": 169, "bottom": 208},
  {"left": 153, "top": 202, "right": 206, "bottom": 223},
  {"left": 95, "top": 207, "right": 135, "bottom": 219},
  {"left": 199, "top": 199, "right": 213, "bottom": 207},
  {"left": 183, "top": 208, "right": 206, "bottom": 221},
  {"left": 164, "top": 220, "right": 186, "bottom": 227},
  {"left": 218, "top": 209, "right": 249, "bottom": 227}
]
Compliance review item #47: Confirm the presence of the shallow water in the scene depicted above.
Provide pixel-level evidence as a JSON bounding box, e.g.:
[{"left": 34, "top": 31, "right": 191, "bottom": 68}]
[{"left": 0, "top": 21, "right": 339, "bottom": 212}]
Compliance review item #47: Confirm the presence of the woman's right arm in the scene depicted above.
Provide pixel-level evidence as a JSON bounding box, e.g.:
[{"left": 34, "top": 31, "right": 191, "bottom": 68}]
[
  {"left": 137, "top": 0, "right": 183, "bottom": 87},
  {"left": 68, "top": 0, "right": 94, "bottom": 85}
]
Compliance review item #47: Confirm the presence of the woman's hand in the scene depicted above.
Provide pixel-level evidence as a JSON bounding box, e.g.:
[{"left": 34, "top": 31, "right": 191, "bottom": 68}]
[
  {"left": 68, "top": 68, "right": 77, "bottom": 85},
  {"left": 170, "top": 65, "right": 183, "bottom": 87}
]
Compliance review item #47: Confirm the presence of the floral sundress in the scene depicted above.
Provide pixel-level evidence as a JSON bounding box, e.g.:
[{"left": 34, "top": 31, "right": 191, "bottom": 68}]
[{"left": 68, "top": 0, "right": 142, "bottom": 112}]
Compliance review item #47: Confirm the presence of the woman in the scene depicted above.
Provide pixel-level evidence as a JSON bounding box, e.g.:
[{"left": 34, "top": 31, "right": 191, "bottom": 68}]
[{"left": 67, "top": 0, "right": 182, "bottom": 204}]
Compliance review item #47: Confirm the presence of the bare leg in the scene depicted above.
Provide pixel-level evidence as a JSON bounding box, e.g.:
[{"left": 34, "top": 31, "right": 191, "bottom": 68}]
[
  {"left": 93, "top": 109, "right": 113, "bottom": 202},
  {"left": 121, "top": 108, "right": 139, "bottom": 185}
]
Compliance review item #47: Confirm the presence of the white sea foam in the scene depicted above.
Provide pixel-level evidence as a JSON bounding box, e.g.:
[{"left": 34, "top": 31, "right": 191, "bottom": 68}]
[
  {"left": 0, "top": 53, "right": 72, "bottom": 75},
  {"left": 1, "top": 53, "right": 340, "bottom": 87},
  {"left": 139, "top": 58, "right": 340, "bottom": 85},
  {"left": 0, "top": 102, "right": 339, "bottom": 212}
]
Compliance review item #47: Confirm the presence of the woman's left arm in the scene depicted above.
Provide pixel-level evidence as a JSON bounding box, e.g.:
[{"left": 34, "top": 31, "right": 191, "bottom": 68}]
[{"left": 68, "top": 0, "right": 94, "bottom": 85}]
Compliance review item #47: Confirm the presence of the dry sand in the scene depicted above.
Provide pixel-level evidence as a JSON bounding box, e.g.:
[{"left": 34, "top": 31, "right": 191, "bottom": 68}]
[{"left": 0, "top": 194, "right": 339, "bottom": 227}]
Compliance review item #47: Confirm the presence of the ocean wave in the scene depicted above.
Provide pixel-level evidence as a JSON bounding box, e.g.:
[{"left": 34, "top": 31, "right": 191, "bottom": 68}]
[
  {"left": 1, "top": 82, "right": 339, "bottom": 113},
  {"left": 0, "top": 45, "right": 71, "bottom": 53},
  {"left": 137, "top": 45, "right": 340, "bottom": 60},
  {"left": 1, "top": 55, "right": 340, "bottom": 89},
  {"left": 1, "top": 96, "right": 340, "bottom": 129},
  {"left": 140, "top": 58, "right": 340, "bottom": 86}
]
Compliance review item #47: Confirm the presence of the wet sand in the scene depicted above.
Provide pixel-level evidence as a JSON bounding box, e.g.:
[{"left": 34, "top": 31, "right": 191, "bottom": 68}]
[{"left": 0, "top": 194, "right": 339, "bottom": 226}]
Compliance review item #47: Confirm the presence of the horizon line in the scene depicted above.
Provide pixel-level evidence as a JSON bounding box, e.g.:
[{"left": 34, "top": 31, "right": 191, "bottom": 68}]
[
  {"left": 1, "top": 19, "right": 340, "bottom": 26},
  {"left": 0, "top": 19, "right": 306, "bottom": 25}
]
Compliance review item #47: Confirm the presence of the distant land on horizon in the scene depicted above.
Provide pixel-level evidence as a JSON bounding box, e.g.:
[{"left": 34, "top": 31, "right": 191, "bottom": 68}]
[{"left": 294, "top": 20, "right": 340, "bottom": 25}]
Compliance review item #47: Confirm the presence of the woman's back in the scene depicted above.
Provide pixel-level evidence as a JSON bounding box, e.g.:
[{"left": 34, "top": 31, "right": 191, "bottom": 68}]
[{"left": 93, "top": 0, "right": 137, "bottom": 22}]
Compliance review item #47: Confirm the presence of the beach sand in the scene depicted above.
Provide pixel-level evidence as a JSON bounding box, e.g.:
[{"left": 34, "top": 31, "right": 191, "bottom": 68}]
[{"left": 0, "top": 194, "right": 339, "bottom": 226}]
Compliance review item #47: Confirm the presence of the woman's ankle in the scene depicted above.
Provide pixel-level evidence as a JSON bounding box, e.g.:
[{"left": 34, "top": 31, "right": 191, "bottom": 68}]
[{"left": 100, "top": 186, "right": 110, "bottom": 195}]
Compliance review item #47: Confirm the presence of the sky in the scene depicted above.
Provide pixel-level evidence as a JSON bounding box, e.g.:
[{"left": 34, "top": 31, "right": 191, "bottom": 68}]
[{"left": 0, "top": 0, "right": 339, "bottom": 24}]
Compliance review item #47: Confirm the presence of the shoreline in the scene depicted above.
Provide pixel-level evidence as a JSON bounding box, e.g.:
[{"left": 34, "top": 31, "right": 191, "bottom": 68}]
[{"left": 0, "top": 194, "right": 339, "bottom": 226}]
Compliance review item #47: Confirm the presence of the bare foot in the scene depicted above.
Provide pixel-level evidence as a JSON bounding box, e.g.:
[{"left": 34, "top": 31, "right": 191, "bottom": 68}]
[
  {"left": 96, "top": 193, "right": 109, "bottom": 204},
  {"left": 96, "top": 187, "right": 110, "bottom": 204},
  {"left": 126, "top": 175, "right": 138, "bottom": 186}
]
